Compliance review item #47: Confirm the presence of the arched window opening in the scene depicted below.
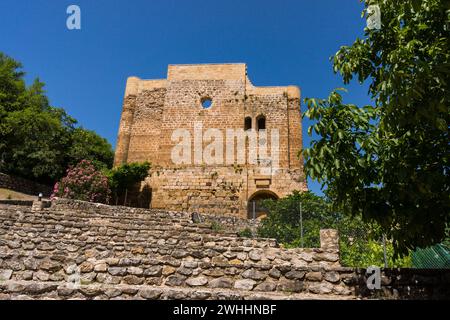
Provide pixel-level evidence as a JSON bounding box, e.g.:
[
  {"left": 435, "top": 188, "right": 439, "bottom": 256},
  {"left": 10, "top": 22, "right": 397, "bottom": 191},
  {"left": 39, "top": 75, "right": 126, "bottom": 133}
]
[
  {"left": 244, "top": 117, "right": 252, "bottom": 131},
  {"left": 256, "top": 115, "right": 266, "bottom": 130}
]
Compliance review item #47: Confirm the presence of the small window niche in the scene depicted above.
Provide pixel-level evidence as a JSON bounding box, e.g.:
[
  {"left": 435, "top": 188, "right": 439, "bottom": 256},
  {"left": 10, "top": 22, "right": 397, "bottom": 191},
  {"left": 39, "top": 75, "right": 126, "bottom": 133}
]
[
  {"left": 256, "top": 115, "right": 266, "bottom": 130},
  {"left": 244, "top": 117, "right": 252, "bottom": 131}
]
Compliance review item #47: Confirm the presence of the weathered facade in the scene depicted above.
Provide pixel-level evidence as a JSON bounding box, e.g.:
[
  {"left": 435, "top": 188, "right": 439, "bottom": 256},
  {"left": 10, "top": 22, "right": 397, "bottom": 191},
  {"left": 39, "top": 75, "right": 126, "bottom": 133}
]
[{"left": 114, "top": 64, "right": 307, "bottom": 218}]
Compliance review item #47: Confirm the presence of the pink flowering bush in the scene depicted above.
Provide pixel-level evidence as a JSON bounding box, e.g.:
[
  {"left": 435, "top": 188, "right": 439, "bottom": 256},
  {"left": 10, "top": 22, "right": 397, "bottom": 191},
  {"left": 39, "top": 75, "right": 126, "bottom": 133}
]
[{"left": 51, "top": 160, "right": 110, "bottom": 203}]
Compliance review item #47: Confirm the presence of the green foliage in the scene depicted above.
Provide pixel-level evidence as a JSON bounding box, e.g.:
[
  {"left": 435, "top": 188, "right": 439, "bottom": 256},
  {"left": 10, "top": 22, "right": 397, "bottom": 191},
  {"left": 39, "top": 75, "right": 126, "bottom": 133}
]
[
  {"left": 302, "top": 0, "right": 450, "bottom": 256},
  {"left": 0, "top": 52, "right": 114, "bottom": 184},
  {"left": 52, "top": 160, "right": 110, "bottom": 204},
  {"left": 0, "top": 53, "right": 28, "bottom": 115},
  {"left": 107, "top": 162, "right": 151, "bottom": 191},
  {"left": 258, "top": 191, "right": 411, "bottom": 267},
  {"left": 210, "top": 221, "right": 224, "bottom": 232},
  {"left": 444, "top": 226, "right": 450, "bottom": 248},
  {"left": 1, "top": 107, "right": 72, "bottom": 182},
  {"left": 258, "top": 191, "right": 335, "bottom": 247},
  {"left": 106, "top": 162, "right": 151, "bottom": 203},
  {"left": 237, "top": 228, "right": 253, "bottom": 238},
  {"left": 341, "top": 239, "right": 411, "bottom": 268},
  {"left": 68, "top": 128, "right": 114, "bottom": 169}
]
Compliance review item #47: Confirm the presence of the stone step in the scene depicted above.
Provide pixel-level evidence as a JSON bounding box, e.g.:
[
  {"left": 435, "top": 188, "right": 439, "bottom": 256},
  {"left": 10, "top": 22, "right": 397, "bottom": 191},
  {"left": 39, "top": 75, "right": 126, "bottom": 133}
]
[
  {"left": 0, "top": 209, "right": 193, "bottom": 226},
  {"left": 0, "top": 209, "right": 240, "bottom": 235},
  {"left": 0, "top": 209, "right": 276, "bottom": 249},
  {"left": 0, "top": 201, "right": 352, "bottom": 300},
  {"left": 0, "top": 280, "right": 355, "bottom": 300},
  {"left": 0, "top": 241, "right": 277, "bottom": 256},
  {"left": 0, "top": 226, "right": 276, "bottom": 250},
  {"left": 0, "top": 221, "right": 229, "bottom": 236},
  {"left": 0, "top": 203, "right": 251, "bottom": 233}
]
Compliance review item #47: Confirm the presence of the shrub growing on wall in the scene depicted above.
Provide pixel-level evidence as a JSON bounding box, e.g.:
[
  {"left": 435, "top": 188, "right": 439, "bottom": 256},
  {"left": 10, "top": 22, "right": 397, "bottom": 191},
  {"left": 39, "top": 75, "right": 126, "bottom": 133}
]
[{"left": 52, "top": 159, "right": 110, "bottom": 203}]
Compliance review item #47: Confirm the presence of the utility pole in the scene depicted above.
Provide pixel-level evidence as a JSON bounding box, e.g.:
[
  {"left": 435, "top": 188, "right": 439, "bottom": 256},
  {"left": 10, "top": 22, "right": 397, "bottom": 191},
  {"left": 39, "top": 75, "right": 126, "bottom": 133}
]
[
  {"left": 253, "top": 201, "right": 256, "bottom": 220},
  {"left": 123, "top": 188, "right": 128, "bottom": 206}
]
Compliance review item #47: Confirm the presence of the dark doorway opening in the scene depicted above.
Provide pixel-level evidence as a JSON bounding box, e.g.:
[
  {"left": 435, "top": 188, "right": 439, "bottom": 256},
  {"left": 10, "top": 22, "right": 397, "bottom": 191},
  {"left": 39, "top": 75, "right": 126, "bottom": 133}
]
[{"left": 247, "top": 190, "right": 278, "bottom": 219}]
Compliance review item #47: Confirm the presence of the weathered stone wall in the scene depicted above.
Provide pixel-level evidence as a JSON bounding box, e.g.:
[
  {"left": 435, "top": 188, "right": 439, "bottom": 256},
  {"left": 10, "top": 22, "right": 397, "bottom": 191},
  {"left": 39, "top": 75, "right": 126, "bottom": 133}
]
[
  {"left": 126, "top": 88, "right": 166, "bottom": 164},
  {"left": 113, "top": 64, "right": 307, "bottom": 217},
  {"left": 48, "top": 198, "right": 254, "bottom": 230},
  {"left": 0, "top": 173, "right": 52, "bottom": 197},
  {"left": 148, "top": 167, "right": 306, "bottom": 217},
  {"left": 0, "top": 200, "right": 346, "bottom": 300},
  {"left": 1, "top": 200, "right": 449, "bottom": 300}
]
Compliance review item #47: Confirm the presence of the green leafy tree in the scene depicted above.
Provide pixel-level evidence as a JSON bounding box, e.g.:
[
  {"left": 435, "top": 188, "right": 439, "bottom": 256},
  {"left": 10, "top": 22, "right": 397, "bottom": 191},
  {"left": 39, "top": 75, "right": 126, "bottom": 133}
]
[
  {"left": 68, "top": 128, "right": 114, "bottom": 170},
  {"left": 302, "top": 0, "right": 450, "bottom": 256},
  {"left": 106, "top": 162, "right": 151, "bottom": 205},
  {"left": 0, "top": 107, "right": 71, "bottom": 183},
  {"left": 258, "top": 191, "right": 411, "bottom": 267},
  {"left": 0, "top": 53, "right": 27, "bottom": 116},
  {"left": 0, "top": 52, "right": 114, "bottom": 184}
]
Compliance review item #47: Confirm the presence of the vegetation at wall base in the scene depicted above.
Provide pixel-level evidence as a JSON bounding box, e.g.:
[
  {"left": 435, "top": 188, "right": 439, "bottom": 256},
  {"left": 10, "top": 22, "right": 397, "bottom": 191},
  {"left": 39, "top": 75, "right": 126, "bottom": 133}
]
[
  {"left": 106, "top": 162, "right": 151, "bottom": 205},
  {"left": 258, "top": 191, "right": 411, "bottom": 268},
  {"left": 211, "top": 221, "right": 224, "bottom": 232},
  {"left": 237, "top": 227, "right": 253, "bottom": 238},
  {"left": 51, "top": 160, "right": 151, "bottom": 206},
  {"left": 51, "top": 160, "right": 110, "bottom": 204}
]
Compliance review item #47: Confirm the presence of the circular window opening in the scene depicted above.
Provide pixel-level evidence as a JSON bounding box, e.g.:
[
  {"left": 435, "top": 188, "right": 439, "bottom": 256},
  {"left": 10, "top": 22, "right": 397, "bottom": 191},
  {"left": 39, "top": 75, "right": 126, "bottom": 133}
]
[{"left": 201, "top": 97, "right": 212, "bottom": 109}]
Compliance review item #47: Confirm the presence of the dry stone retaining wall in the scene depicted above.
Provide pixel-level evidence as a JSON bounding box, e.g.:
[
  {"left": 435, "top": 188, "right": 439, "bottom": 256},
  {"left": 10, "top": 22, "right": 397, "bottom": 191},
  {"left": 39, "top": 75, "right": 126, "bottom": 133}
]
[
  {"left": 0, "top": 199, "right": 449, "bottom": 300},
  {"left": 51, "top": 198, "right": 260, "bottom": 232}
]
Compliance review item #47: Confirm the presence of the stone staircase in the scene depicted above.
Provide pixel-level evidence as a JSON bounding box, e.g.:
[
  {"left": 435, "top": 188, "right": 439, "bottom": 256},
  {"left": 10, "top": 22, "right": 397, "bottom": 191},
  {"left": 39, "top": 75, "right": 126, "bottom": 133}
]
[{"left": 0, "top": 199, "right": 358, "bottom": 300}]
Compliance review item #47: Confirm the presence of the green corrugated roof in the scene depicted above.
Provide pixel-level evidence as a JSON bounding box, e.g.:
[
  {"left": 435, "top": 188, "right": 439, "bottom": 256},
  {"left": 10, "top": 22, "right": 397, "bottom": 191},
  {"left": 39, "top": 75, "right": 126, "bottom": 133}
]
[{"left": 412, "top": 244, "right": 450, "bottom": 268}]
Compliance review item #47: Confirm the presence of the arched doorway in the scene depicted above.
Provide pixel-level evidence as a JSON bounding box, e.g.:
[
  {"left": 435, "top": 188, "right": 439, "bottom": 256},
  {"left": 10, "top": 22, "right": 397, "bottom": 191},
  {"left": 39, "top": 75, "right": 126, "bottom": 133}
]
[{"left": 247, "top": 190, "right": 278, "bottom": 219}]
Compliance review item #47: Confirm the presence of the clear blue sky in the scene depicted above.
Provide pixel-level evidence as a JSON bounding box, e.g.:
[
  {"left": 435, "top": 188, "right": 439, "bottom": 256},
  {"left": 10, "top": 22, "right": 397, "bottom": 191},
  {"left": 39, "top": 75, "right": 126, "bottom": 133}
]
[{"left": 1, "top": 0, "right": 372, "bottom": 195}]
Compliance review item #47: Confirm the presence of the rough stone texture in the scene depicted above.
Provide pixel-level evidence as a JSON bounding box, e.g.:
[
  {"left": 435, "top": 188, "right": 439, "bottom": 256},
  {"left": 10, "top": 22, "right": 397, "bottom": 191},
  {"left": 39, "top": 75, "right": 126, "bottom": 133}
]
[
  {"left": 234, "top": 279, "right": 257, "bottom": 290},
  {"left": 0, "top": 200, "right": 449, "bottom": 300},
  {"left": 113, "top": 63, "right": 307, "bottom": 217},
  {"left": 186, "top": 276, "right": 208, "bottom": 287}
]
